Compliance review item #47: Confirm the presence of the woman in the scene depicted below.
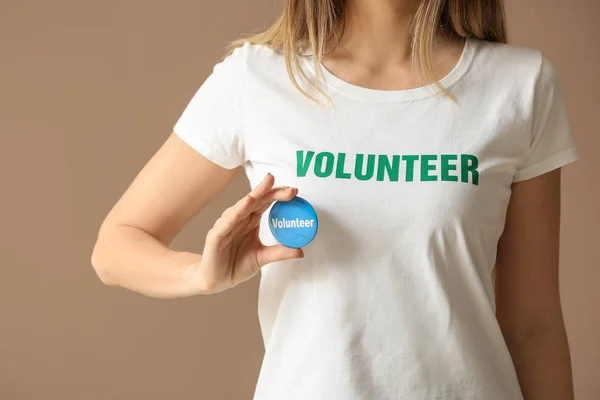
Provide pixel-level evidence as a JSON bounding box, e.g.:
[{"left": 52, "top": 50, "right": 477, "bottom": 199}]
[{"left": 91, "top": 0, "right": 579, "bottom": 398}]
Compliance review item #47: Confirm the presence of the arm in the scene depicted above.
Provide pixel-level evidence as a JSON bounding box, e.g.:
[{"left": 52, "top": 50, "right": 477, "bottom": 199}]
[
  {"left": 91, "top": 133, "right": 301, "bottom": 298},
  {"left": 495, "top": 168, "right": 574, "bottom": 399},
  {"left": 91, "top": 133, "right": 237, "bottom": 298}
]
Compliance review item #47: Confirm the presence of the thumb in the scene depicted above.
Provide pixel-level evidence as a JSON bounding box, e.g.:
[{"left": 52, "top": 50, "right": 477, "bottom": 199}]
[{"left": 256, "top": 244, "right": 304, "bottom": 267}]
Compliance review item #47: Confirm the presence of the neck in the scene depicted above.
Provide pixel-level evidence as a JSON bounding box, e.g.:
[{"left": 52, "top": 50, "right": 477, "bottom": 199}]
[{"left": 332, "top": 0, "right": 421, "bottom": 62}]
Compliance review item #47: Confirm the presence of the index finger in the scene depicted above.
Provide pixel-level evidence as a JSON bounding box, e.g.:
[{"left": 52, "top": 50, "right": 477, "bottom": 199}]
[
  {"left": 212, "top": 173, "right": 279, "bottom": 237},
  {"left": 247, "top": 172, "right": 276, "bottom": 201}
]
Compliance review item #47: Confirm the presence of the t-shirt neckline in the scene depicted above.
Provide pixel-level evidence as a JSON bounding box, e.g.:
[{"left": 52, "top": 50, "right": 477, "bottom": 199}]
[{"left": 301, "top": 37, "right": 476, "bottom": 103}]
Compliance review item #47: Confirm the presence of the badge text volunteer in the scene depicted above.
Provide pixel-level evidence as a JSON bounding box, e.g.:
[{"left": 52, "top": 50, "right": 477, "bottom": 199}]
[{"left": 271, "top": 217, "right": 316, "bottom": 229}]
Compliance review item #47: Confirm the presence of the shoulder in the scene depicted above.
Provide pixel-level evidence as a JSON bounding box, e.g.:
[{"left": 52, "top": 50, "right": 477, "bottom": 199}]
[
  {"left": 223, "top": 41, "right": 286, "bottom": 73},
  {"left": 470, "top": 39, "right": 556, "bottom": 82},
  {"left": 466, "top": 38, "right": 563, "bottom": 101},
  {"left": 199, "top": 41, "right": 290, "bottom": 95},
  {"left": 221, "top": 41, "right": 299, "bottom": 93}
]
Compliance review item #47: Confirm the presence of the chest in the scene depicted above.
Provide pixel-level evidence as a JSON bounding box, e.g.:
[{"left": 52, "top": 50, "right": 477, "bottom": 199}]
[{"left": 252, "top": 98, "right": 527, "bottom": 223}]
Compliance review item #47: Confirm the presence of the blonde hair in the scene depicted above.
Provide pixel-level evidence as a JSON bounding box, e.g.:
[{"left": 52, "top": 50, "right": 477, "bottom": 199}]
[{"left": 227, "top": 0, "right": 506, "bottom": 103}]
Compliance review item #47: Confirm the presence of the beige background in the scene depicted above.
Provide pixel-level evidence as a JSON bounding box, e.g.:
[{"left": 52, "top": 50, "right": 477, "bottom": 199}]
[{"left": 1, "top": 1, "right": 598, "bottom": 399}]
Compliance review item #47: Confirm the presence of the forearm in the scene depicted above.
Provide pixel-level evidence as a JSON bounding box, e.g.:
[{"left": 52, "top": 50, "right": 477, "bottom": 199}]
[
  {"left": 502, "top": 321, "right": 574, "bottom": 400},
  {"left": 91, "top": 224, "right": 204, "bottom": 298}
]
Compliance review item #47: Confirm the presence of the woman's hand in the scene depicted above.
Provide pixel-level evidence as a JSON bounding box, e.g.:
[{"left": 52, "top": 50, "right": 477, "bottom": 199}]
[{"left": 194, "top": 173, "right": 304, "bottom": 294}]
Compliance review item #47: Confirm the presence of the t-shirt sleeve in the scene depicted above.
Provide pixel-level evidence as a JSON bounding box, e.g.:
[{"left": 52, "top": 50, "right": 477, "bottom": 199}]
[
  {"left": 513, "top": 56, "right": 580, "bottom": 182},
  {"left": 173, "top": 44, "right": 248, "bottom": 169}
]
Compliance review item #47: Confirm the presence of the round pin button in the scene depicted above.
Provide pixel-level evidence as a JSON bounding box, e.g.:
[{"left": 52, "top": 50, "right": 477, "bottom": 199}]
[{"left": 268, "top": 196, "right": 318, "bottom": 249}]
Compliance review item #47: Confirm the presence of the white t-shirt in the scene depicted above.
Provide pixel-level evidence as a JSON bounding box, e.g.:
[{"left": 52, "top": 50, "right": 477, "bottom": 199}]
[{"left": 173, "top": 38, "right": 580, "bottom": 400}]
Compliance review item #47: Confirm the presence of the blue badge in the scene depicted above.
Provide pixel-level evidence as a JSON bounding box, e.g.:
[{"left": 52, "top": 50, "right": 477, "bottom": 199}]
[{"left": 268, "top": 196, "right": 318, "bottom": 249}]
